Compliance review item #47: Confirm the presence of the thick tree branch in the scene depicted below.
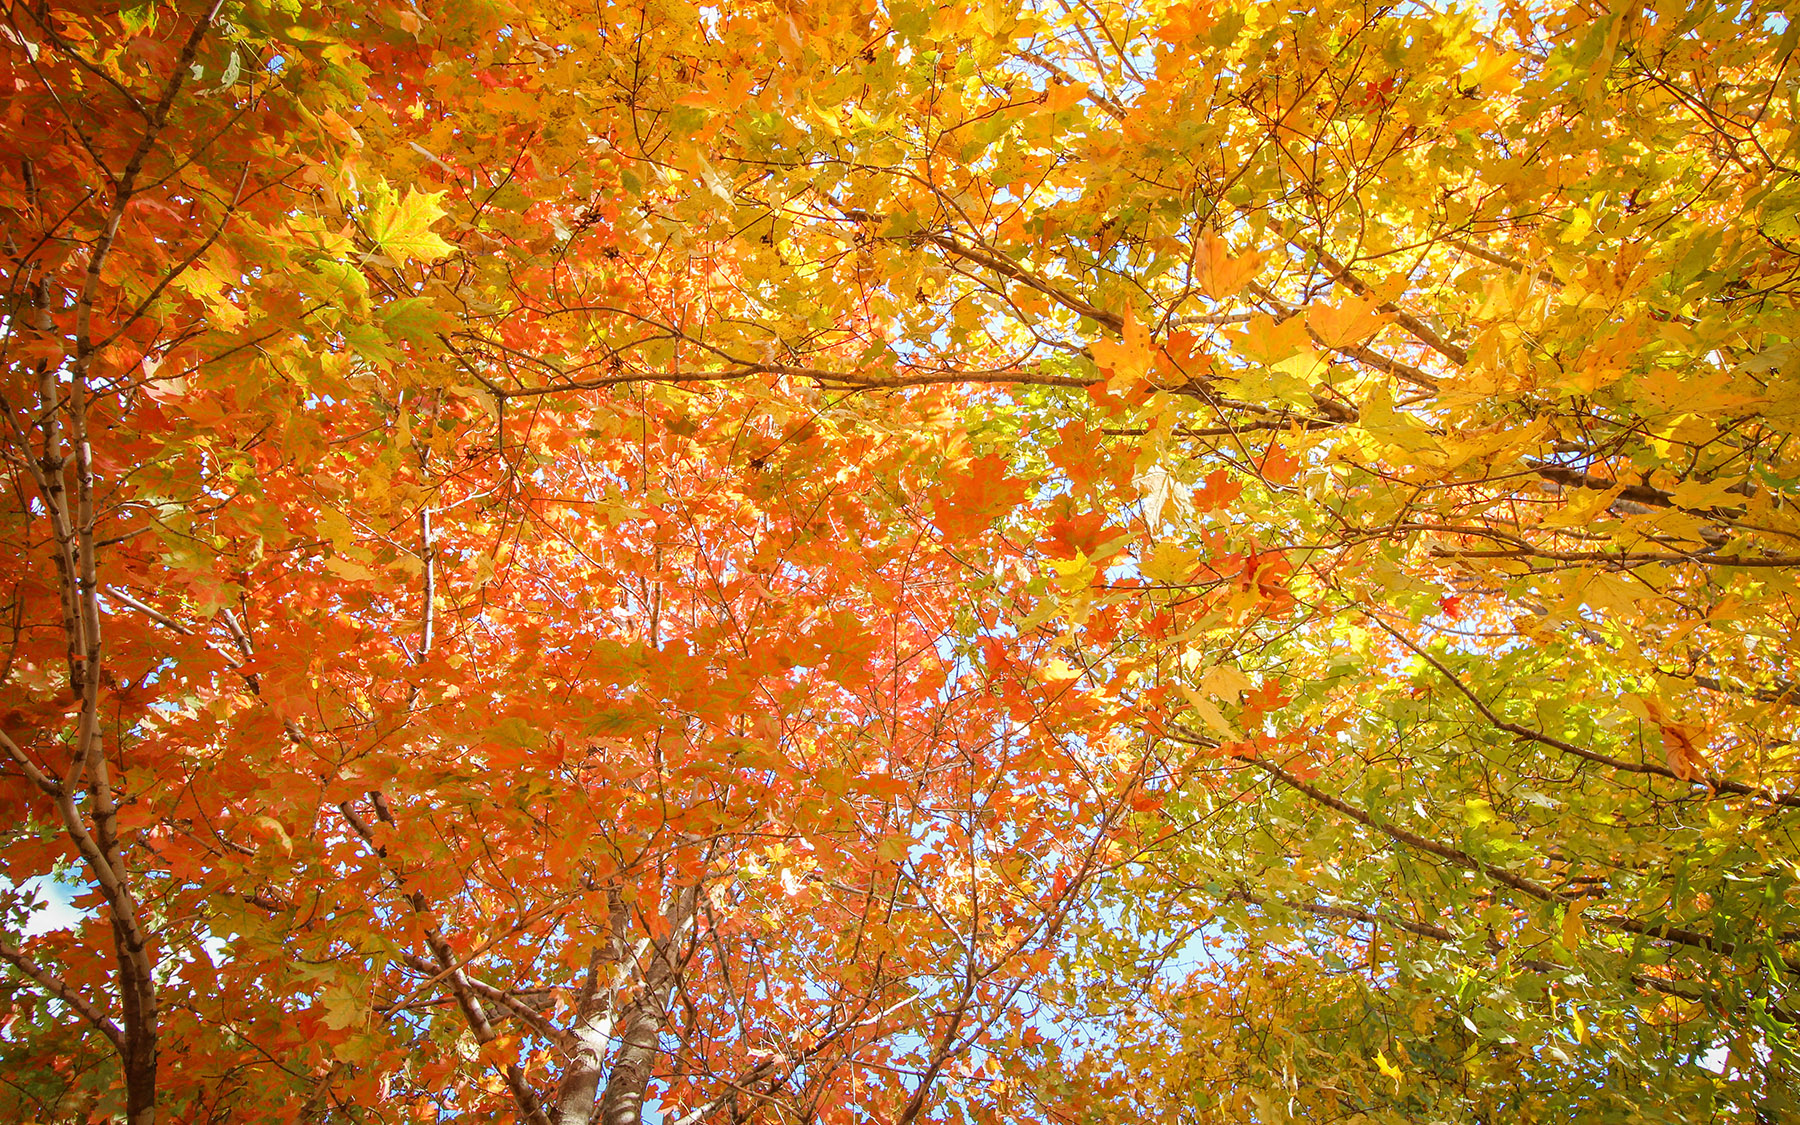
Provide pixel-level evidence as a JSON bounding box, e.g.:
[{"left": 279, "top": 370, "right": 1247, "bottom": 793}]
[{"left": 596, "top": 884, "right": 701, "bottom": 1125}]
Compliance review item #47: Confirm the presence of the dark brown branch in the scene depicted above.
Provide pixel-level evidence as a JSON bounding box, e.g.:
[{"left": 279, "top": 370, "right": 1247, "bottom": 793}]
[
  {"left": 1365, "top": 614, "right": 1800, "bottom": 810},
  {"left": 1248, "top": 756, "right": 1762, "bottom": 964},
  {"left": 336, "top": 800, "right": 553, "bottom": 1125},
  {"left": 915, "top": 230, "right": 1124, "bottom": 332}
]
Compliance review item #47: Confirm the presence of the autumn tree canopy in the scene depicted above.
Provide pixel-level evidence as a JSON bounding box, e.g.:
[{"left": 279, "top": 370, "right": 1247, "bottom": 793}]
[{"left": 3, "top": 0, "right": 1798, "bottom": 1121}]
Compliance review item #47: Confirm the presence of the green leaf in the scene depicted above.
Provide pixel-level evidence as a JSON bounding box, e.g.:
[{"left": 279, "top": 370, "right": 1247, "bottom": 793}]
[{"left": 380, "top": 297, "right": 452, "bottom": 346}]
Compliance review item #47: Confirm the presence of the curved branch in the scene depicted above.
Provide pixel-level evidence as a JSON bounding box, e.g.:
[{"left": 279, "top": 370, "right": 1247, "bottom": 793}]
[
  {"left": 0, "top": 938, "right": 126, "bottom": 1050},
  {"left": 1364, "top": 615, "right": 1800, "bottom": 810},
  {"left": 1247, "top": 756, "right": 1771, "bottom": 965}
]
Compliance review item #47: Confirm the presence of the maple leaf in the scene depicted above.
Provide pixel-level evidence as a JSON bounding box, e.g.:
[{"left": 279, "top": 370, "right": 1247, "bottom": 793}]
[
  {"left": 1638, "top": 695, "right": 1712, "bottom": 782},
  {"left": 1194, "top": 229, "right": 1263, "bottom": 299},
  {"left": 1306, "top": 295, "right": 1388, "bottom": 347},
  {"left": 1040, "top": 508, "right": 1112, "bottom": 560},
  {"left": 365, "top": 185, "right": 455, "bottom": 264},
  {"left": 931, "top": 454, "right": 1025, "bottom": 537},
  {"left": 1091, "top": 309, "right": 1155, "bottom": 390}
]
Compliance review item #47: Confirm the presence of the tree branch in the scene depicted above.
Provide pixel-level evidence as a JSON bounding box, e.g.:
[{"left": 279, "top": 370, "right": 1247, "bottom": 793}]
[
  {"left": 0, "top": 937, "right": 126, "bottom": 1050},
  {"left": 1365, "top": 613, "right": 1800, "bottom": 809}
]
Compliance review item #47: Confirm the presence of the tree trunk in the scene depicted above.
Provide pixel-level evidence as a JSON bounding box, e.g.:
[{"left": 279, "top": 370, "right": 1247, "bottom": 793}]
[{"left": 592, "top": 885, "right": 698, "bottom": 1125}]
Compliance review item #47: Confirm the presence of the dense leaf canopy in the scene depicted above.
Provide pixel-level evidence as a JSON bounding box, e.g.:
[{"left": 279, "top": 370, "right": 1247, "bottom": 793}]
[{"left": 2, "top": 0, "right": 1798, "bottom": 1122}]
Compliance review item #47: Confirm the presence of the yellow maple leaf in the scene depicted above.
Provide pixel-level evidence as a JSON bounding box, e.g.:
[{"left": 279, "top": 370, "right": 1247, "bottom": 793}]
[
  {"left": 1092, "top": 309, "right": 1155, "bottom": 391},
  {"left": 1561, "top": 902, "right": 1587, "bottom": 950},
  {"left": 1177, "top": 683, "right": 1238, "bottom": 739},
  {"left": 1306, "top": 295, "right": 1388, "bottom": 347},
  {"left": 1375, "top": 1050, "right": 1404, "bottom": 1085},
  {"left": 1195, "top": 230, "right": 1264, "bottom": 299}
]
